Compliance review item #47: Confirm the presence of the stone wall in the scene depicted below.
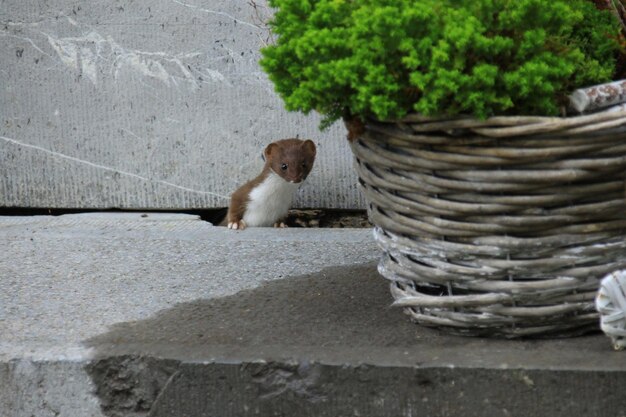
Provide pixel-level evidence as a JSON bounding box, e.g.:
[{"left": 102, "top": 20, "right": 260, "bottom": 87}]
[{"left": 0, "top": 0, "right": 364, "bottom": 209}]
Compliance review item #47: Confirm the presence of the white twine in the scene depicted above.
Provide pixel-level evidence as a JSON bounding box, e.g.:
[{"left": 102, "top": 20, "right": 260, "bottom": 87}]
[{"left": 596, "top": 270, "right": 626, "bottom": 351}]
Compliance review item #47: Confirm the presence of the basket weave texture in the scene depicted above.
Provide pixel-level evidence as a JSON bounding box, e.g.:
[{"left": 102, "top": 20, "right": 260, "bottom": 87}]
[{"left": 351, "top": 109, "right": 626, "bottom": 337}]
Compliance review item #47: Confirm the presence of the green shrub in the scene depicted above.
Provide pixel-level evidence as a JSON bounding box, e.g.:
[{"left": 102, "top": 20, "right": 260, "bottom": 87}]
[{"left": 260, "top": 0, "right": 621, "bottom": 128}]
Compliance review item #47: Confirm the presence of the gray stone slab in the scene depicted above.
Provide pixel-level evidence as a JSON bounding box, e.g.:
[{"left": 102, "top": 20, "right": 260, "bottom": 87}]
[
  {"left": 0, "top": 0, "right": 364, "bottom": 209},
  {"left": 0, "top": 213, "right": 378, "bottom": 362},
  {"left": 0, "top": 213, "right": 379, "bottom": 416},
  {"left": 1, "top": 214, "right": 624, "bottom": 417}
]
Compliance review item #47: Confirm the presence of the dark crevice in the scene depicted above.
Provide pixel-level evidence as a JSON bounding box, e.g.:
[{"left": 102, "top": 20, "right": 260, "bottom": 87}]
[{"left": 0, "top": 207, "right": 370, "bottom": 228}]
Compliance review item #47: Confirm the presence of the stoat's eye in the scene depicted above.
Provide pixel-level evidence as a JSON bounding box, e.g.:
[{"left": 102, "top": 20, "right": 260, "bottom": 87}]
[
  {"left": 301, "top": 162, "right": 307, "bottom": 168},
  {"left": 281, "top": 163, "right": 288, "bottom": 171}
]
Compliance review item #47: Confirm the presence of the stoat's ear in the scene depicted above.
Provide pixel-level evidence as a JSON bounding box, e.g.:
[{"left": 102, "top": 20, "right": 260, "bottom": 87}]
[
  {"left": 302, "top": 139, "right": 316, "bottom": 158},
  {"left": 263, "top": 143, "right": 277, "bottom": 161}
]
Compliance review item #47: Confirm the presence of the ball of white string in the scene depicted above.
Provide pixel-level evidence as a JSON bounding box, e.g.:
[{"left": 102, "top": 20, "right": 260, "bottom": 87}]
[{"left": 596, "top": 270, "right": 626, "bottom": 351}]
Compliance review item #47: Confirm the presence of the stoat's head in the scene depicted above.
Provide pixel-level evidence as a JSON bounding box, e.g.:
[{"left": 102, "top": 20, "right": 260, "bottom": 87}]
[{"left": 264, "top": 138, "right": 316, "bottom": 184}]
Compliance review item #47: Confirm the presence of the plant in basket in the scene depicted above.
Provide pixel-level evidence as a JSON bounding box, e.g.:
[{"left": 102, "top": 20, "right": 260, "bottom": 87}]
[
  {"left": 260, "top": 0, "right": 626, "bottom": 337},
  {"left": 261, "top": 0, "right": 621, "bottom": 127}
]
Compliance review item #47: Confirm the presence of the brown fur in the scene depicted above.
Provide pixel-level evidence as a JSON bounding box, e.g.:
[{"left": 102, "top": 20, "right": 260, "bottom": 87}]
[{"left": 223, "top": 138, "right": 316, "bottom": 228}]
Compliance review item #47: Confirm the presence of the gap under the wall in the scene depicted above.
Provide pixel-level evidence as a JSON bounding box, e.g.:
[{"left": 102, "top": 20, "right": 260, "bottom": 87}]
[{"left": 0, "top": 207, "right": 371, "bottom": 228}]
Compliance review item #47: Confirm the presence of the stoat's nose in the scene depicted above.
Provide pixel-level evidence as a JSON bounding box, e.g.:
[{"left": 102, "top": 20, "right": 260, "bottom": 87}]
[{"left": 289, "top": 174, "right": 304, "bottom": 184}]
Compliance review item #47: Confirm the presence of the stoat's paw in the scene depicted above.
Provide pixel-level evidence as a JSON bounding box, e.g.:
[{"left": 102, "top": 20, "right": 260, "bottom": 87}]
[
  {"left": 227, "top": 220, "right": 247, "bottom": 230},
  {"left": 273, "top": 222, "right": 288, "bottom": 228}
]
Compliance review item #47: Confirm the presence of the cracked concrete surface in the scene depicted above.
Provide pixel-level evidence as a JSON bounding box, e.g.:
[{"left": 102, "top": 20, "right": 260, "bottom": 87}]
[
  {"left": 0, "top": 135, "right": 230, "bottom": 199},
  {"left": 0, "top": 0, "right": 364, "bottom": 209},
  {"left": 170, "top": 0, "right": 262, "bottom": 30}
]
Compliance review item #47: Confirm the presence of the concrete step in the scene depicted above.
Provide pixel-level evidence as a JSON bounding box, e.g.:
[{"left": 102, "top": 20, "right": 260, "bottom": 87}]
[{"left": 1, "top": 213, "right": 624, "bottom": 417}]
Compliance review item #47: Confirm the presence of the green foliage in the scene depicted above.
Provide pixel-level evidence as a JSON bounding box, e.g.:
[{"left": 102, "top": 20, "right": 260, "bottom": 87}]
[{"left": 260, "top": 0, "right": 621, "bottom": 128}]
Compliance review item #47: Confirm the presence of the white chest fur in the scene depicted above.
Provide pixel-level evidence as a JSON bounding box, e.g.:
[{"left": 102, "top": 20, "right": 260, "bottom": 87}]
[{"left": 243, "top": 172, "right": 300, "bottom": 227}]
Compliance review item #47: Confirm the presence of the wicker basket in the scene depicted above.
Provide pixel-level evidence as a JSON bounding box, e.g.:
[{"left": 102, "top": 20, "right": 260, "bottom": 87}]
[{"left": 350, "top": 109, "right": 626, "bottom": 337}]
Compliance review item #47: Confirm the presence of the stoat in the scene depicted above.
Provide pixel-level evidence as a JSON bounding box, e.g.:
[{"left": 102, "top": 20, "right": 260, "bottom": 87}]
[{"left": 225, "top": 138, "right": 316, "bottom": 230}]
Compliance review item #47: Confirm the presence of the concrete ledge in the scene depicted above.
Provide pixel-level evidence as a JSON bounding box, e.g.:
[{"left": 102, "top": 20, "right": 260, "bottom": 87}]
[{"left": 1, "top": 214, "right": 623, "bottom": 416}]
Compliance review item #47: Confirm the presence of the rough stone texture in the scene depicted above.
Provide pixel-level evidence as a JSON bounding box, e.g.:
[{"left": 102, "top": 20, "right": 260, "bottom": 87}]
[
  {"left": 86, "top": 357, "right": 180, "bottom": 417},
  {"left": 2, "top": 213, "right": 626, "bottom": 417},
  {"left": 149, "top": 364, "right": 626, "bottom": 417},
  {"left": 0, "top": 0, "right": 364, "bottom": 209},
  {"left": 0, "top": 360, "right": 104, "bottom": 417}
]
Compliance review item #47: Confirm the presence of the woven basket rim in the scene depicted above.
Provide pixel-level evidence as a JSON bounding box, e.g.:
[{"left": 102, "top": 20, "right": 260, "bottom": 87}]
[{"left": 370, "top": 106, "right": 626, "bottom": 138}]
